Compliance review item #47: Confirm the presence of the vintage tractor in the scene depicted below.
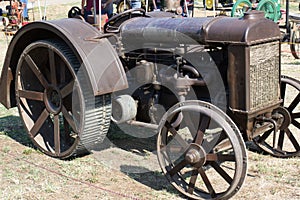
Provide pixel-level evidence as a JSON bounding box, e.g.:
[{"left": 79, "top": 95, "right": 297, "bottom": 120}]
[
  {"left": 1, "top": 0, "right": 23, "bottom": 31},
  {"left": 0, "top": 9, "right": 299, "bottom": 199}
]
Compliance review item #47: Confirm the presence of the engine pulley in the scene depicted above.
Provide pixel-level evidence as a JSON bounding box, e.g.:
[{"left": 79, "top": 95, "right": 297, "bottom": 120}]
[{"left": 112, "top": 95, "right": 137, "bottom": 124}]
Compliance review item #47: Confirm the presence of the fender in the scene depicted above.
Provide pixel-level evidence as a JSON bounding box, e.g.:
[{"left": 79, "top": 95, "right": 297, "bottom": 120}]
[{"left": 0, "top": 18, "right": 128, "bottom": 108}]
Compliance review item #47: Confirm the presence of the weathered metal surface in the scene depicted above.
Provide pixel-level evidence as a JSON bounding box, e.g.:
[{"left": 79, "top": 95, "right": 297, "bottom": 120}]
[{"left": 119, "top": 11, "right": 281, "bottom": 46}]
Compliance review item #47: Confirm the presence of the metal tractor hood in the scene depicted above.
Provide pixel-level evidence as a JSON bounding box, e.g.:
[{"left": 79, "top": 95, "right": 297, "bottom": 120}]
[{"left": 120, "top": 11, "right": 281, "bottom": 46}]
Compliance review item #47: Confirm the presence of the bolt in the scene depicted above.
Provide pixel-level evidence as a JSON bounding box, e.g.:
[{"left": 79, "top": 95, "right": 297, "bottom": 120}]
[{"left": 185, "top": 149, "right": 200, "bottom": 164}]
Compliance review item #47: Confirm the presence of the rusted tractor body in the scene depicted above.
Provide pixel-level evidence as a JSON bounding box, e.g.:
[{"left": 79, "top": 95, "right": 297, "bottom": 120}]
[{"left": 0, "top": 10, "right": 299, "bottom": 199}]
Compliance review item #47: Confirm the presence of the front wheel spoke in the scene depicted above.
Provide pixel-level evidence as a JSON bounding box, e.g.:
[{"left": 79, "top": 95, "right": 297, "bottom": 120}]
[
  {"left": 168, "top": 159, "right": 187, "bottom": 176},
  {"left": 277, "top": 131, "right": 284, "bottom": 150},
  {"left": 25, "top": 54, "right": 49, "bottom": 88},
  {"left": 60, "top": 80, "right": 75, "bottom": 98},
  {"left": 257, "top": 129, "right": 272, "bottom": 143},
  {"left": 195, "top": 115, "right": 210, "bottom": 145},
  {"left": 54, "top": 115, "right": 60, "bottom": 155},
  {"left": 285, "top": 128, "right": 300, "bottom": 151},
  {"left": 292, "top": 112, "right": 300, "bottom": 119},
  {"left": 287, "top": 93, "right": 300, "bottom": 112},
  {"left": 198, "top": 167, "right": 216, "bottom": 197},
  {"left": 18, "top": 90, "right": 44, "bottom": 101},
  {"left": 206, "top": 154, "right": 235, "bottom": 162},
  {"left": 292, "top": 119, "right": 300, "bottom": 129},
  {"left": 210, "top": 161, "right": 233, "bottom": 185},
  {"left": 61, "top": 106, "right": 77, "bottom": 133},
  {"left": 49, "top": 49, "right": 57, "bottom": 86},
  {"left": 30, "top": 109, "right": 50, "bottom": 137},
  {"left": 187, "top": 169, "right": 198, "bottom": 194},
  {"left": 165, "top": 121, "right": 188, "bottom": 147}
]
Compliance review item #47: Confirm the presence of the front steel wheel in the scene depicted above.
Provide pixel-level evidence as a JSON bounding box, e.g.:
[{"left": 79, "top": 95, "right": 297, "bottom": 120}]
[
  {"left": 15, "top": 40, "right": 111, "bottom": 159},
  {"left": 157, "top": 100, "right": 247, "bottom": 199},
  {"left": 254, "top": 76, "right": 300, "bottom": 157}
]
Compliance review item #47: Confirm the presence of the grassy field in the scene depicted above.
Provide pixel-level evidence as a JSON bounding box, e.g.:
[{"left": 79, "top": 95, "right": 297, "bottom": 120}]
[{"left": 0, "top": 1, "right": 299, "bottom": 200}]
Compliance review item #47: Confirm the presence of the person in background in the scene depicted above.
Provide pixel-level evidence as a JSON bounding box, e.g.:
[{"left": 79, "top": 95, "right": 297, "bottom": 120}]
[
  {"left": 20, "top": 0, "right": 29, "bottom": 21},
  {"left": 81, "top": 0, "right": 114, "bottom": 20},
  {"left": 181, "top": 0, "right": 193, "bottom": 17},
  {"left": 152, "top": 0, "right": 161, "bottom": 11},
  {"left": 130, "top": 0, "right": 142, "bottom": 9}
]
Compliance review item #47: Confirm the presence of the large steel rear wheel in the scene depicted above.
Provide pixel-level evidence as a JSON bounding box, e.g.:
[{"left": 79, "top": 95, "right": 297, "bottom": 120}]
[
  {"left": 157, "top": 100, "right": 247, "bottom": 199},
  {"left": 15, "top": 40, "right": 111, "bottom": 159}
]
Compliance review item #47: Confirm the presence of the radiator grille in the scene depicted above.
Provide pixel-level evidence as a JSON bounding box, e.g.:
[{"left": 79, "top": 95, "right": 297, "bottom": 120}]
[{"left": 249, "top": 41, "right": 280, "bottom": 110}]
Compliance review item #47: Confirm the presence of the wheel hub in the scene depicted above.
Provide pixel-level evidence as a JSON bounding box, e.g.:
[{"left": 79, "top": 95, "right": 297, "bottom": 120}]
[
  {"left": 273, "top": 107, "right": 291, "bottom": 130},
  {"left": 185, "top": 144, "right": 206, "bottom": 167},
  {"left": 44, "top": 86, "right": 62, "bottom": 115}
]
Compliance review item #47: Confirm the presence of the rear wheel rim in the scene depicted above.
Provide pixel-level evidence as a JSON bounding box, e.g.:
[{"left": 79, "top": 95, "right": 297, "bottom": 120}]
[{"left": 16, "top": 40, "right": 112, "bottom": 159}]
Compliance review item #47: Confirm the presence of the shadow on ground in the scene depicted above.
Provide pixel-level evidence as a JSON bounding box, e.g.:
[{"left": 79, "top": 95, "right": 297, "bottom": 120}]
[
  {"left": 0, "top": 115, "right": 34, "bottom": 148},
  {"left": 120, "top": 165, "right": 182, "bottom": 196}
]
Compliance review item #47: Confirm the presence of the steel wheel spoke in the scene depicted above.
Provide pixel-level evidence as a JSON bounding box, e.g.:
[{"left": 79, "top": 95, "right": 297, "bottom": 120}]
[
  {"left": 18, "top": 90, "right": 44, "bottom": 101},
  {"left": 60, "top": 60, "right": 66, "bottom": 84},
  {"left": 285, "top": 128, "right": 300, "bottom": 151},
  {"left": 61, "top": 106, "right": 77, "bottom": 133},
  {"left": 54, "top": 115, "right": 60, "bottom": 155},
  {"left": 49, "top": 49, "right": 57, "bottom": 86},
  {"left": 206, "top": 154, "right": 235, "bottom": 162},
  {"left": 292, "top": 119, "right": 300, "bottom": 129},
  {"left": 168, "top": 159, "right": 188, "bottom": 176},
  {"left": 25, "top": 54, "right": 49, "bottom": 88},
  {"left": 210, "top": 161, "right": 233, "bottom": 185},
  {"left": 195, "top": 115, "right": 210, "bottom": 145},
  {"left": 287, "top": 93, "right": 300, "bottom": 112},
  {"left": 30, "top": 108, "right": 50, "bottom": 137},
  {"left": 277, "top": 131, "right": 284, "bottom": 150},
  {"left": 293, "top": 112, "right": 300, "bottom": 119},
  {"left": 61, "top": 80, "right": 75, "bottom": 98},
  {"left": 281, "top": 82, "right": 286, "bottom": 103},
  {"left": 165, "top": 121, "right": 188, "bottom": 147},
  {"left": 257, "top": 129, "right": 272, "bottom": 143},
  {"left": 198, "top": 167, "right": 216, "bottom": 198},
  {"left": 187, "top": 169, "right": 198, "bottom": 194}
]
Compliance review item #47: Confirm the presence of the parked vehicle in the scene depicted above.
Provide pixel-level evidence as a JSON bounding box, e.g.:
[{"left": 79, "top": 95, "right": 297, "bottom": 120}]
[{"left": 0, "top": 8, "right": 299, "bottom": 200}]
